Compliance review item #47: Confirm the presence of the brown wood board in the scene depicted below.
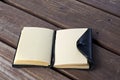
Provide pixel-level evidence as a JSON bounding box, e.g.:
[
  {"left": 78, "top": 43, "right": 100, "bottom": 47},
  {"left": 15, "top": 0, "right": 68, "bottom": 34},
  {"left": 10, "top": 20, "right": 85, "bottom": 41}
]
[
  {"left": 0, "top": 1, "right": 120, "bottom": 80},
  {"left": 0, "top": 1, "right": 58, "bottom": 48},
  {"left": 77, "top": 0, "right": 120, "bottom": 17},
  {"left": 4, "top": 0, "right": 120, "bottom": 55}
]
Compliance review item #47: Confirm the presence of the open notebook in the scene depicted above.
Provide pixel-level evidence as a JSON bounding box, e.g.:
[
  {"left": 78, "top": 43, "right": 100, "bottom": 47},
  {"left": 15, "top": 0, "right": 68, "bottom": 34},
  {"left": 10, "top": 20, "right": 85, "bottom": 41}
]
[{"left": 13, "top": 27, "right": 93, "bottom": 69}]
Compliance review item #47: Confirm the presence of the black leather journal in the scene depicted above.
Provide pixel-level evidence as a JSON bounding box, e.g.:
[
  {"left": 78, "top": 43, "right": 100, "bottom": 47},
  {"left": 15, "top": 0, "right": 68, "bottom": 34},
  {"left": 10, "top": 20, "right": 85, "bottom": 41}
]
[{"left": 12, "top": 27, "right": 94, "bottom": 69}]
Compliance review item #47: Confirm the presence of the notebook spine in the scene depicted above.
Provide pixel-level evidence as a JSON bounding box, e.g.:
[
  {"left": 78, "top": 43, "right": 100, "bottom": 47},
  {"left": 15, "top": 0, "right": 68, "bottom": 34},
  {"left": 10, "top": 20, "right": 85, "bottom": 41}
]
[{"left": 50, "top": 30, "right": 56, "bottom": 68}]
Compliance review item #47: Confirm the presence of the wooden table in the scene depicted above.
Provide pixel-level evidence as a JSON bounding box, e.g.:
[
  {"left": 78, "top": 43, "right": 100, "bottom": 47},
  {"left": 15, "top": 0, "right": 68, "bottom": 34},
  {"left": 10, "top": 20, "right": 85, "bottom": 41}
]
[{"left": 0, "top": 0, "right": 120, "bottom": 80}]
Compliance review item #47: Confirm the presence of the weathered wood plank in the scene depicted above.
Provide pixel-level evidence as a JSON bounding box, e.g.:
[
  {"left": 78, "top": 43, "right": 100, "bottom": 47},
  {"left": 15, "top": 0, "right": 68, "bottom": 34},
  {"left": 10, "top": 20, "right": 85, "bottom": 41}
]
[
  {"left": 4, "top": 0, "right": 120, "bottom": 54},
  {"left": 0, "top": 1, "right": 58, "bottom": 48},
  {"left": 0, "top": 72, "right": 13, "bottom": 80},
  {"left": 0, "top": 41, "right": 70, "bottom": 80},
  {"left": 58, "top": 44, "right": 120, "bottom": 80},
  {"left": 0, "top": 1, "right": 120, "bottom": 80},
  {"left": 77, "top": 0, "right": 120, "bottom": 17}
]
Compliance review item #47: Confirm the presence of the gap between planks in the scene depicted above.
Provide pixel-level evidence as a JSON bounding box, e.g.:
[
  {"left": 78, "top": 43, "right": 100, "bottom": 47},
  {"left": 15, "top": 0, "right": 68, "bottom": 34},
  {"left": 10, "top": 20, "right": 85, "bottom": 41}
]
[
  {"left": 1, "top": 0, "right": 65, "bottom": 29},
  {"left": 0, "top": 1, "right": 119, "bottom": 80},
  {"left": 76, "top": 0, "right": 120, "bottom": 18},
  {"left": 0, "top": 35, "right": 16, "bottom": 49},
  {"left": 1, "top": 0, "right": 120, "bottom": 56}
]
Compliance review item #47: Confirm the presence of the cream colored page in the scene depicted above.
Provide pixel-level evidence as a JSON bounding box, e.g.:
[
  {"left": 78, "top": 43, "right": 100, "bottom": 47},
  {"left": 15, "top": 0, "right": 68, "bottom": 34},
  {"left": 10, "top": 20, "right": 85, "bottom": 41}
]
[
  {"left": 54, "top": 28, "right": 88, "bottom": 66},
  {"left": 14, "top": 27, "right": 54, "bottom": 65}
]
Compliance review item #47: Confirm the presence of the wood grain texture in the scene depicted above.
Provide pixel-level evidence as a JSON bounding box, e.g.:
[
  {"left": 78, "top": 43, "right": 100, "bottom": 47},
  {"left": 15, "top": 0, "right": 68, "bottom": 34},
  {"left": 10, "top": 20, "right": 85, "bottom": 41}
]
[
  {"left": 77, "top": 0, "right": 120, "bottom": 17},
  {"left": 0, "top": 41, "right": 70, "bottom": 80},
  {"left": 0, "top": 0, "right": 120, "bottom": 80},
  {"left": 0, "top": 1, "right": 58, "bottom": 48},
  {"left": 4, "top": 0, "right": 120, "bottom": 54}
]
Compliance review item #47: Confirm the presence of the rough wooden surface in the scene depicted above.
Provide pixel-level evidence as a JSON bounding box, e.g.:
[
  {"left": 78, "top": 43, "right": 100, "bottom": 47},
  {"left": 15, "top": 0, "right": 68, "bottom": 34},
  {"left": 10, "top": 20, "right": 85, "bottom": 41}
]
[
  {"left": 4, "top": 0, "right": 120, "bottom": 55},
  {"left": 0, "top": 1, "right": 58, "bottom": 48},
  {"left": 77, "top": 0, "right": 120, "bottom": 17},
  {"left": 0, "top": 0, "right": 120, "bottom": 80}
]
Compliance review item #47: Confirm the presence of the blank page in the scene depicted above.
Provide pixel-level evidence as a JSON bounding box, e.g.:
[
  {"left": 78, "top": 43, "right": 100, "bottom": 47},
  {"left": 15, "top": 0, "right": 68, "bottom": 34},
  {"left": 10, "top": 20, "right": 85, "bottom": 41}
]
[
  {"left": 14, "top": 27, "right": 54, "bottom": 66},
  {"left": 54, "top": 28, "right": 88, "bottom": 67}
]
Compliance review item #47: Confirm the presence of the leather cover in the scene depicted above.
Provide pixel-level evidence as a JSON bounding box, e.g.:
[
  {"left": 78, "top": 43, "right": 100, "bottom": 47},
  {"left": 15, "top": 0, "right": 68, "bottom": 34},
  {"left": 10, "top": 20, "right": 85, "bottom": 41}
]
[{"left": 77, "top": 28, "right": 94, "bottom": 69}]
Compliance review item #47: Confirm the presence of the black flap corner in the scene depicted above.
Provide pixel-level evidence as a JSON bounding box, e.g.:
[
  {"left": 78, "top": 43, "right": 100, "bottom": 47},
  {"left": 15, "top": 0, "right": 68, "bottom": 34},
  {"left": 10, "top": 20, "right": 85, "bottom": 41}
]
[{"left": 77, "top": 28, "right": 94, "bottom": 69}]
